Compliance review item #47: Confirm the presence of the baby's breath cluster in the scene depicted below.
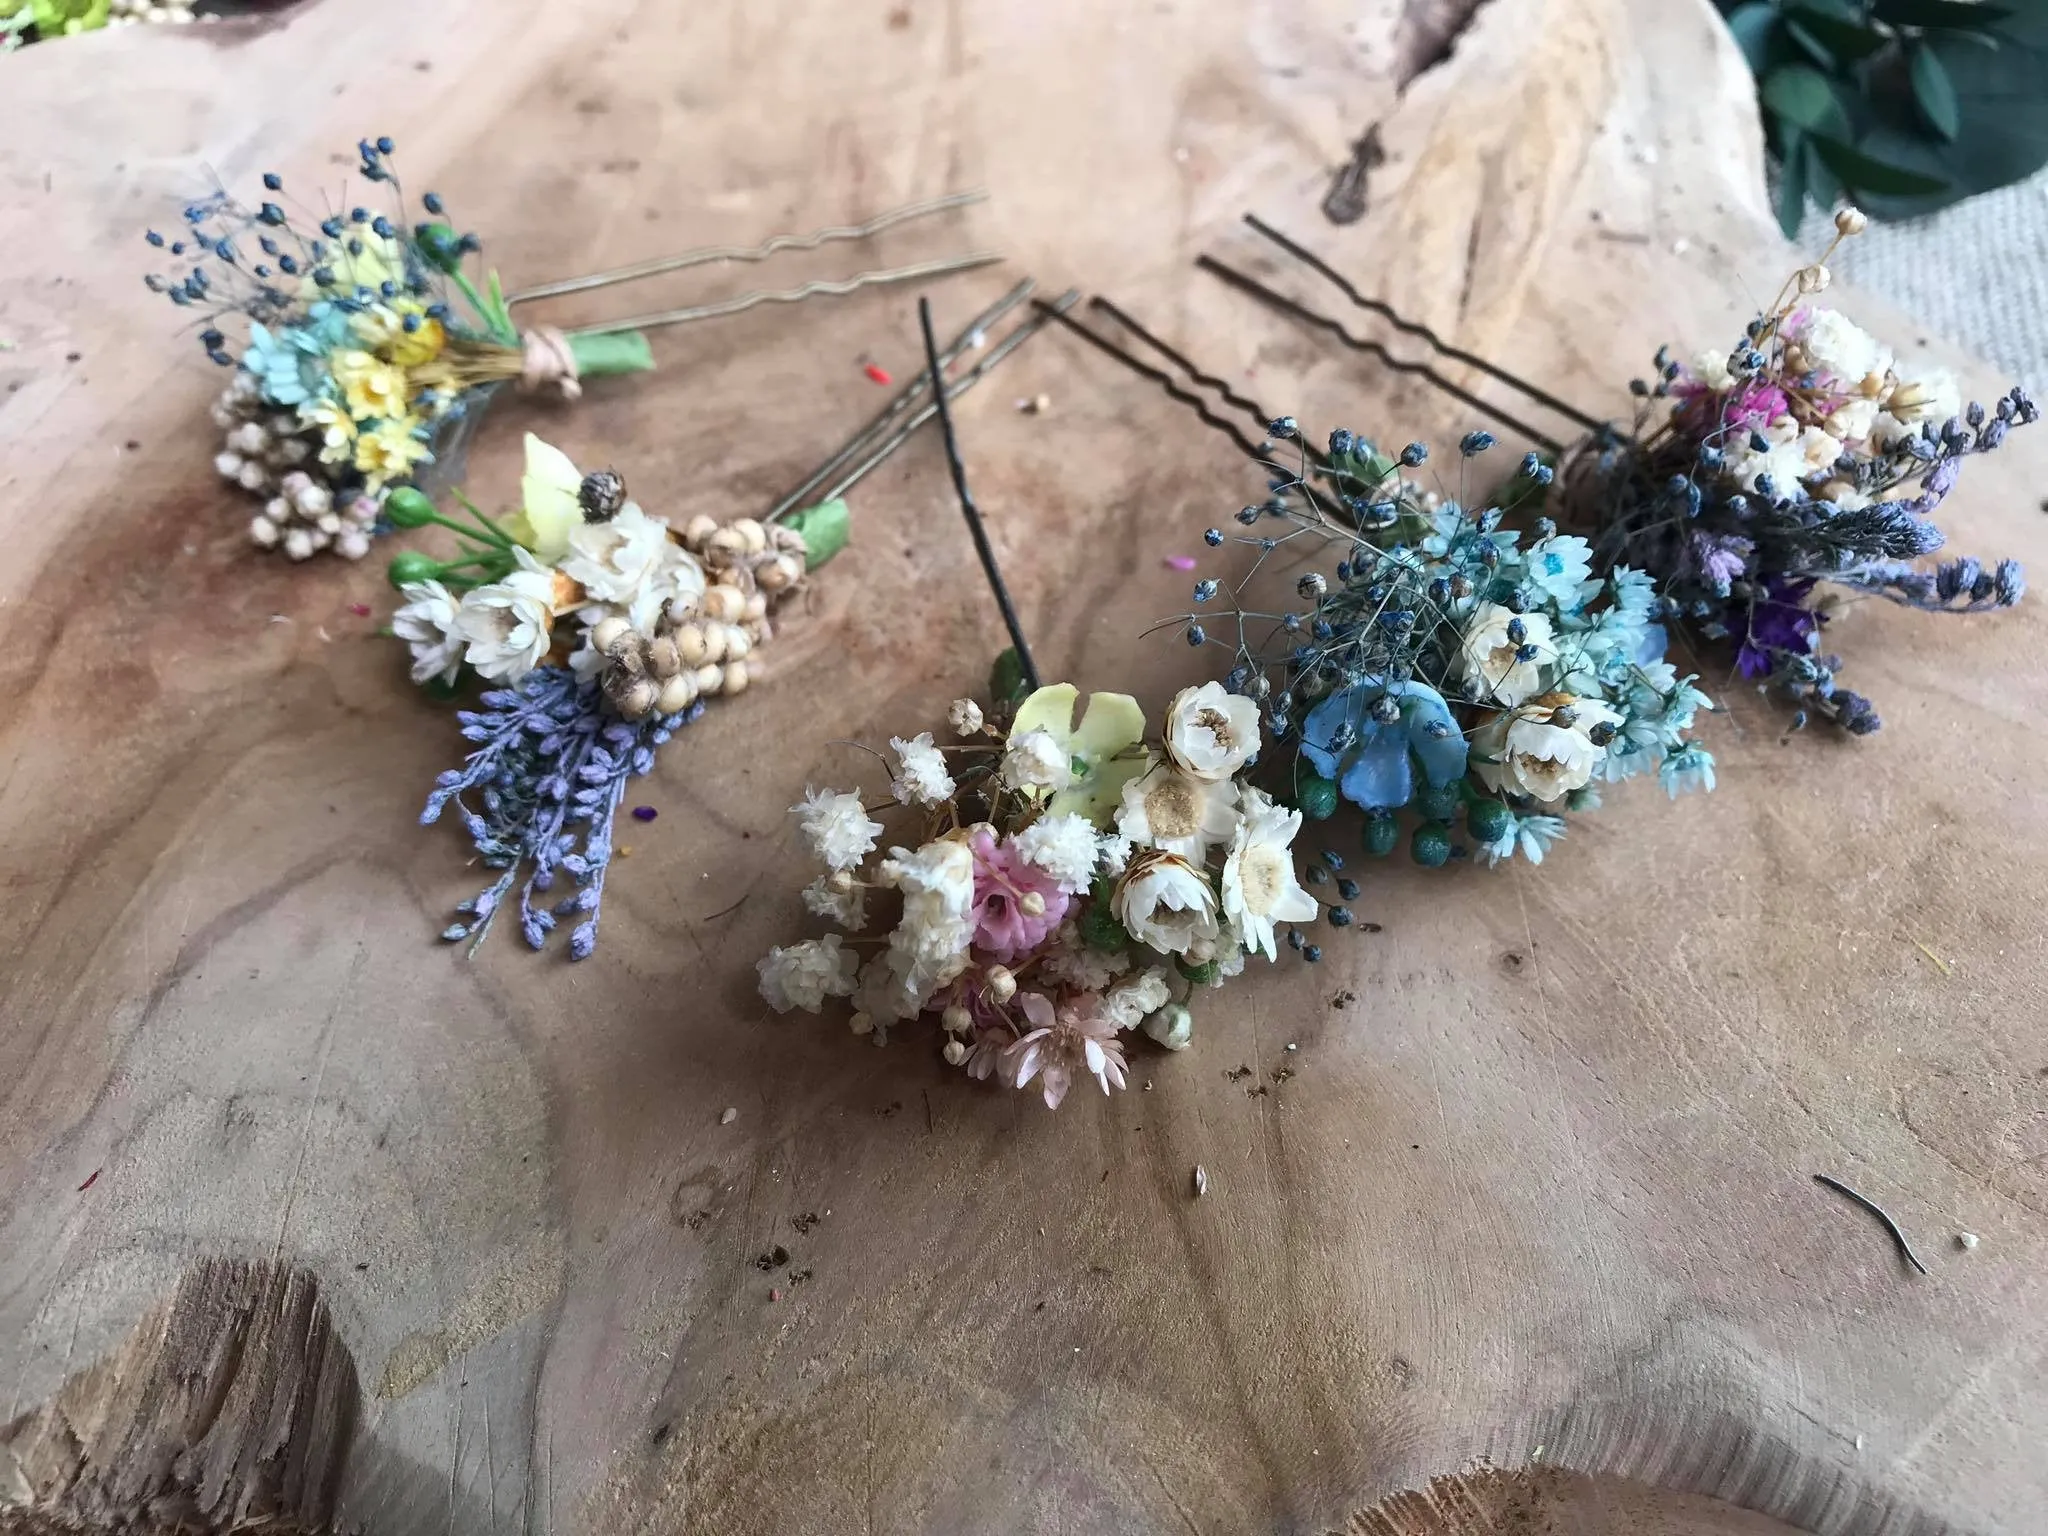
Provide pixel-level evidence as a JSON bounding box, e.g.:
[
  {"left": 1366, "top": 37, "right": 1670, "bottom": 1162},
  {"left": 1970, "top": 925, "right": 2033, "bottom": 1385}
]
[
  {"left": 760, "top": 674, "right": 1329, "bottom": 1107},
  {"left": 146, "top": 137, "right": 654, "bottom": 560},
  {"left": 390, "top": 434, "right": 846, "bottom": 959},
  {"left": 1174, "top": 423, "right": 1713, "bottom": 869},
  {"left": 1567, "top": 208, "right": 2031, "bottom": 734}
]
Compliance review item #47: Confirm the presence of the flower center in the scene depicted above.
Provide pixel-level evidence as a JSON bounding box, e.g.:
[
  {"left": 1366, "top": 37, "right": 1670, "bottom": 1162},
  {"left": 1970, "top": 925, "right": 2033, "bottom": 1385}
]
[
  {"left": 1144, "top": 776, "right": 1200, "bottom": 839},
  {"left": 1238, "top": 847, "right": 1285, "bottom": 915},
  {"left": 1194, "top": 707, "right": 1235, "bottom": 752}
]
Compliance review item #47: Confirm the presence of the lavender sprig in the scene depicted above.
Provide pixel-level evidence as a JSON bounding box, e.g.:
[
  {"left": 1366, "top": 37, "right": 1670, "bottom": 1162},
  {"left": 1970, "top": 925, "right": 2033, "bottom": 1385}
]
[{"left": 422, "top": 665, "right": 702, "bottom": 959}]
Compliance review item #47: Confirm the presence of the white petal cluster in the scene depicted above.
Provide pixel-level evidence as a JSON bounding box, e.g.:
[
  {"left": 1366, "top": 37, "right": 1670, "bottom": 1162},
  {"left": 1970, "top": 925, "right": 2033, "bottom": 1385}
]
[
  {"left": 1014, "top": 812, "right": 1102, "bottom": 895},
  {"left": 889, "top": 733, "right": 956, "bottom": 807},
  {"left": 758, "top": 934, "right": 860, "bottom": 1014},
  {"left": 793, "top": 787, "right": 883, "bottom": 872}
]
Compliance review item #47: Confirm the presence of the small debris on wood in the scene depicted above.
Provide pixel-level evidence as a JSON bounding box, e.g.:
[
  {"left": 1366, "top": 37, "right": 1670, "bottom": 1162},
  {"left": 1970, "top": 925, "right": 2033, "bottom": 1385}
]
[
  {"left": 1814, "top": 1173, "right": 1930, "bottom": 1276},
  {"left": 789, "top": 1267, "right": 813, "bottom": 1285},
  {"left": 1143, "top": 1079, "right": 1153, "bottom": 1091},
  {"left": 1272, "top": 1067, "right": 1294, "bottom": 1085},
  {"left": 769, "top": 1287, "right": 782, "bottom": 1303},
  {"left": 1285, "top": 1042, "right": 1299, "bottom": 1052},
  {"left": 754, "top": 1245, "right": 791, "bottom": 1272},
  {"left": 1958, "top": 1231, "right": 1980, "bottom": 1250},
  {"left": 863, "top": 362, "right": 893, "bottom": 386},
  {"left": 792, "top": 1211, "right": 821, "bottom": 1234},
  {"left": 1225, "top": 1065, "right": 1253, "bottom": 1082},
  {"left": 1330, "top": 990, "right": 1356, "bottom": 1009},
  {"left": 1192, "top": 1165, "right": 1208, "bottom": 1197},
  {"left": 1016, "top": 393, "right": 1052, "bottom": 415},
  {"left": 1906, "top": 936, "right": 1953, "bottom": 977},
  {"left": 1162, "top": 553, "right": 1197, "bottom": 571},
  {"left": 719, "top": 1106, "right": 738, "bottom": 1125},
  {"left": 1247, "top": 1083, "right": 1269, "bottom": 1098},
  {"left": 76, "top": 1169, "right": 100, "bottom": 1192},
  {"left": 1360, "top": 920, "right": 1382, "bottom": 933}
]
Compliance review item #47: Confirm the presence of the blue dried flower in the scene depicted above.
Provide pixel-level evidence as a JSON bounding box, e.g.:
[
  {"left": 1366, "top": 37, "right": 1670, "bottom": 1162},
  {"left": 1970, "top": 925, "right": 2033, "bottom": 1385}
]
[{"left": 1298, "top": 679, "right": 1467, "bottom": 812}]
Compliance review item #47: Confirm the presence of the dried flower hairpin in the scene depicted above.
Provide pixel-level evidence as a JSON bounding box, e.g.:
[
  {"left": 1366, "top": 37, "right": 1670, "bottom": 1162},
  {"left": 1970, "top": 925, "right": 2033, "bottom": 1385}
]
[
  {"left": 757, "top": 300, "right": 1327, "bottom": 1106},
  {"left": 1033, "top": 297, "right": 1711, "bottom": 872},
  {"left": 1192, "top": 212, "right": 2032, "bottom": 739},
  {"left": 1564, "top": 209, "right": 2031, "bottom": 734},
  {"left": 145, "top": 139, "right": 999, "bottom": 561},
  {"left": 388, "top": 284, "right": 1065, "bottom": 960}
]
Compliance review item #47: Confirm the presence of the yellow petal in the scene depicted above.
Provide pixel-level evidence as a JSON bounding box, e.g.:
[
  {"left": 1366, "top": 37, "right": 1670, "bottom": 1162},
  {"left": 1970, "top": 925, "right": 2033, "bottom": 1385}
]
[
  {"left": 517, "top": 432, "right": 583, "bottom": 562},
  {"left": 1009, "top": 682, "right": 1079, "bottom": 745},
  {"left": 1071, "top": 690, "right": 1146, "bottom": 761}
]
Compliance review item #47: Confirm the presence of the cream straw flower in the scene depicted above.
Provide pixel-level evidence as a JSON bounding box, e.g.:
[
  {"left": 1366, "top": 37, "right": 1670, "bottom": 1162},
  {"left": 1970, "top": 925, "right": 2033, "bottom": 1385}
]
[
  {"left": 454, "top": 548, "right": 557, "bottom": 684},
  {"left": 561, "top": 502, "right": 676, "bottom": 606},
  {"left": 1112, "top": 849, "right": 1220, "bottom": 956},
  {"left": 1219, "top": 787, "right": 1319, "bottom": 960},
  {"left": 1458, "top": 603, "right": 1556, "bottom": 707},
  {"left": 392, "top": 579, "right": 466, "bottom": 688},
  {"left": 1115, "top": 763, "right": 1239, "bottom": 863},
  {"left": 1163, "top": 681, "right": 1260, "bottom": 781},
  {"left": 1472, "top": 694, "right": 1624, "bottom": 804}
]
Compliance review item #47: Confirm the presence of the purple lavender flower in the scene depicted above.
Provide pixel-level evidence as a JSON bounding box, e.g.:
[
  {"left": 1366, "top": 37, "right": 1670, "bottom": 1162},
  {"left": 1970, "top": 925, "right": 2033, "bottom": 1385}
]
[
  {"left": 421, "top": 665, "right": 703, "bottom": 959},
  {"left": 1734, "top": 579, "right": 1819, "bottom": 680}
]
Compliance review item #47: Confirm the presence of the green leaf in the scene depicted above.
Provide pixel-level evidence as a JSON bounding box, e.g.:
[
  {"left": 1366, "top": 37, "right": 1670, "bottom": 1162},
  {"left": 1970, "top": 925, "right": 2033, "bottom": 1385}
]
[
  {"left": 1775, "top": 128, "right": 1812, "bottom": 236},
  {"left": 783, "top": 497, "right": 851, "bottom": 571},
  {"left": 990, "top": 647, "right": 1030, "bottom": 705},
  {"left": 1784, "top": 5, "right": 1889, "bottom": 60},
  {"left": 1763, "top": 64, "right": 1853, "bottom": 138},
  {"left": 1910, "top": 42, "right": 1962, "bottom": 138},
  {"left": 1725, "top": 2, "right": 1783, "bottom": 75},
  {"left": 483, "top": 271, "right": 519, "bottom": 345},
  {"left": 1873, "top": 0, "right": 2011, "bottom": 27},
  {"left": 1811, "top": 135, "right": 1954, "bottom": 193},
  {"left": 1803, "top": 135, "right": 1845, "bottom": 208},
  {"left": 565, "top": 330, "right": 655, "bottom": 378}
]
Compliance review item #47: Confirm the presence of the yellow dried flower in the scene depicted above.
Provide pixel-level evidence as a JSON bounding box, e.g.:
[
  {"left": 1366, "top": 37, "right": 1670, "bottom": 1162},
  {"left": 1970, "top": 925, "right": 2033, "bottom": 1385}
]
[
  {"left": 297, "top": 396, "right": 357, "bottom": 465},
  {"left": 333, "top": 349, "right": 409, "bottom": 422},
  {"left": 353, "top": 417, "right": 431, "bottom": 491}
]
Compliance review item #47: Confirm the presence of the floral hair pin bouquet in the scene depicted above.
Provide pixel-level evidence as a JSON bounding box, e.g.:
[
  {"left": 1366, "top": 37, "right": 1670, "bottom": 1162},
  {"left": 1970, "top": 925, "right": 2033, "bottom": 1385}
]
[
  {"left": 1564, "top": 209, "right": 2032, "bottom": 734},
  {"left": 388, "top": 434, "right": 845, "bottom": 959},
  {"left": 757, "top": 673, "right": 1323, "bottom": 1105},
  {"left": 1172, "top": 426, "right": 1714, "bottom": 869},
  {"left": 146, "top": 139, "right": 997, "bottom": 561},
  {"left": 756, "top": 296, "right": 1328, "bottom": 1106}
]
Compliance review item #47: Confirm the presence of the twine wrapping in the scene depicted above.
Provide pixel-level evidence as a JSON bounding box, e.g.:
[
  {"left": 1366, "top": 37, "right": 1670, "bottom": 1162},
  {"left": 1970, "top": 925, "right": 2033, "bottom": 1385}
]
[{"left": 519, "top": 326, "right": 583, "bottom": 400}]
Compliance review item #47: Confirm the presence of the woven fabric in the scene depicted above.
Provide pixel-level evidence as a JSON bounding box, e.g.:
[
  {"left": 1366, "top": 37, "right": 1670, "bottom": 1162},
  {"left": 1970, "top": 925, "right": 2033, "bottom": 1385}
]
[{"left": 1796, "top": 169, "right": 2048, "bottom": 394}]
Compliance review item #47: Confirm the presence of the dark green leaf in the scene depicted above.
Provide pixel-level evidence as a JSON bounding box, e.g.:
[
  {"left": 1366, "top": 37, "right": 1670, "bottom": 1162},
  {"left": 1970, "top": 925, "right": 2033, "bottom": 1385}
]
[
  {"left": 784, "top": 497, "right": 851, "bottom": 571},
  {"left": 990, "top": 648, "right": 1030, "bottom": 705},
  {"left": 1783, "top": 15, "right": 1840, "bottom": 67},
  {"left": 1763, "top": 64, "right": 1853, "bottom": 137},
  {"left": 1785, "top": 5, "right": 1890, "bottom": 59},
  {"left": 1725, "top": 1, "right": 1784, "bottom": 74},
  {"left": 1872, "top": 0, "right": 2011, "bottom": 27},
  {"left": 1812, "top": 134, "right": 1954, "bottom": 192},
  {"left": 565, "top": 330, "right": 655, "bottom": 378},
  {"left": 1910, "top": 42, "right": 1962, "bottom": 137},
  {"left": 1776, "top": 128, "right": 1812, "bottom": 236},
  {"left": 1803, "top": 135, "right": 1845, "bottom": 208}
]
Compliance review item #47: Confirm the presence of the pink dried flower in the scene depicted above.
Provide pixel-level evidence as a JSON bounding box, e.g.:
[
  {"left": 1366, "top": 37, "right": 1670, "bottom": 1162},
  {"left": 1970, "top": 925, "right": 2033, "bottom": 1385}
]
[
  {"left": 1003, "top": 992, "right": 1129, "bottom": 1109},
  {"left": 967, "top": 826, "right": 1069, "bottom": 962},
  {"left": 1725, "top": 382, "right": 1789, "bottom": 431}
]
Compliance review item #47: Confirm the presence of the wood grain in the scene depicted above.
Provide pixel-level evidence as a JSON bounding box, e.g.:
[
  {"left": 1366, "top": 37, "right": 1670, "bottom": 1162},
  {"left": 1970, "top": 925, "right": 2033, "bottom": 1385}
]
[{"left": 1, "top": 0, "right": 2044, "bottom": 1532}]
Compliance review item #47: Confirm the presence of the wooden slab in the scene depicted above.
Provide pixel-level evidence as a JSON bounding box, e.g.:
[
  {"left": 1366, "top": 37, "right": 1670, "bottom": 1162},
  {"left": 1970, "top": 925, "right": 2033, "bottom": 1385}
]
[{"left": 2, "top": 1, "right": 2044, "bottom": 1532}]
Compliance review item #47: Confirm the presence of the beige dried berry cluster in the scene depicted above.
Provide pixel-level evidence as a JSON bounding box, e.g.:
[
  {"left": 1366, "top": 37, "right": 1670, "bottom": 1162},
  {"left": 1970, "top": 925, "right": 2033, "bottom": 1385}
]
[
  {"left": 211, "top": 374, "right": 379, "bottom": 560},
  {"left": 593, "top": 513, "right": 808, "bottom": 721}
]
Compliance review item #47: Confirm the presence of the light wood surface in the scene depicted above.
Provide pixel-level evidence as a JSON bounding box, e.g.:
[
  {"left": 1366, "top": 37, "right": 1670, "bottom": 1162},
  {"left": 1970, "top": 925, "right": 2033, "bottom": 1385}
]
[{"left": 2, "top": 1, "right": 2044, "bottom": 1532}]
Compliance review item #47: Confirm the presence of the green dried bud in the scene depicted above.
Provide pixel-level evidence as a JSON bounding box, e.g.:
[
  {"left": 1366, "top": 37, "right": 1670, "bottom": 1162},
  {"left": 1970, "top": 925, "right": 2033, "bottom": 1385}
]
[
  {"left": 383, "top": 487, "right": 437, "bottom": 528},
  {"left": 1410, "top": 822, "right": 1453, "bottom": 868},
  {"left": 386, "top": 549, "right": 443, "bottom": 588}
]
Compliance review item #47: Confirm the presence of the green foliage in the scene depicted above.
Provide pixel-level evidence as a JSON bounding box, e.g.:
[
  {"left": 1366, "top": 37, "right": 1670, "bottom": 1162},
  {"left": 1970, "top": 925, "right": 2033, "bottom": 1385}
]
[
  {"left": 1719, "top": 0, "right": 2048, "bottom": 233},
  {"left": 989, "top": 647, "right": 1031, "bottom": 706}
]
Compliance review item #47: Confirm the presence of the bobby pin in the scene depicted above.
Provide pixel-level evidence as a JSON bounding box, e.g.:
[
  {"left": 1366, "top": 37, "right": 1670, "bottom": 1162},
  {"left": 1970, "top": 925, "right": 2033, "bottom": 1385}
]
[
  {"left": 767, "top": 278, "right": 1041, "bottom": 522},
  {"left": 1239, "top": 214, "right": 1607, "bottom": 436},
  {"left": 568, "top": 251, "right": 1007, "bottom": 339},
  {"left": 506, "top": 191, "right": 989, "bottom": 305},
  {"left": 1195, "top": 253, "right": 1567, "bottom": 455}
]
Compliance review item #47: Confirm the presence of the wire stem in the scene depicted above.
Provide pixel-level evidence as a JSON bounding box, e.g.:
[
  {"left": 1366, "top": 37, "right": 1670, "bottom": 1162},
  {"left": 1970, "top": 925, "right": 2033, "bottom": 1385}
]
[{"left": 918, "top": 295, "right": 1039, "bottom": 693}]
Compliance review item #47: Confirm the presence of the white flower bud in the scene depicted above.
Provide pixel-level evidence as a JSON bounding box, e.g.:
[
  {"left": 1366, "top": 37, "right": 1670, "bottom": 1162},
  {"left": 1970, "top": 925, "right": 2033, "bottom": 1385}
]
[
  {"left": 282, "top": 527, "right": 315, "bottom": 561},
  {"left": 590, "top": 616, "right": 633, "bottom": 656},
  {"left": 1796, "top": 264, "right": 1830, "bottom": 294},
  {"left": 615, "top": 675, "right": 660, "bottom": 720},
  {"left": 656, "top": 672, "right": 699, "bottom": 715},
  {"left": 702, "top": 585, "right": 746, "bottom": 623},
  {"left": 215, "top": 451, "right": 245, "bottom": 480},
  {"left": 731, "top": 517, "right": 768, "bottom": 555},
  {"left": 827, "top": 869, "right": 856, "bottom": 894},
  {"left": 849, "top": 1011, "right": 875, "bottom": 1036},
  {"left": 236, "top": 460, "right": 270, "bottom": 492},
  {"left": 1835, "top": 205, "right": 1868, "bottom": 237},
  {"left": 983, "top": 965, "right": 1017, "bottom": 1004},
  {"left": 698, "top": 623, "right": 728, "bottom": 664},
  {"left": 720, "top": 659, "right": 750, "bottom": 696},
  {"left": 706, "top": 526, "right": 749, "bottom": 564},
  {"left": 694, "top": 662, "right": 725, "bottom": 695},
  {"left": 948, "top": 698, "right": 984, "bottom": 737},
  {"left": 1018, "top": 890, "right": 1046, "bottom": 918},
  {"left": 722, "top": 624, "right": 752, "bottom": 660},
  {"left": 292, "top": 481, "right": 332, "bottom": 518},
  {"left": 336, "top": 530, "right": 371, "bottom": 561},
  {"left": 249, "top": 515, "right": 281, "bottom": 548},
  {"left": 942, "top": 1039, "right": 968, "bottom": 1066},
  {"left": 942, "top": 1005, "right": 973, "bottom": 1034},
  {"left": 645, "top": 634, "right": 683, "bottom": 679},
  {"left": 743, "top": 591, "right": 769, "bottom": 622},
  {"left": 682, "top": 514, "right": 719, "bottom": 550},
  {"left": 1142, "top": 1003, "right": 1194, "bottom": 1051},
  {"left": 315, "top": 512, "right": 341, "bottom": 535},
  {"left": 228, "top": 421, "right": 271, "bottom": 455},
  {"left": 667, "top": 622, "right": 707, "bottom": 667}
]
